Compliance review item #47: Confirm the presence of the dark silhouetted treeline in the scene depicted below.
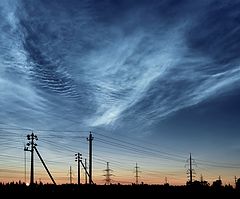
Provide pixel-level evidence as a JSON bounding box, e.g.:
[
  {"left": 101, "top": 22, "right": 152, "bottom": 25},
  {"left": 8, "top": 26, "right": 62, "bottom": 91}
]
[{"left": 1, "top": 180, "right": 240, "bottom": 197}]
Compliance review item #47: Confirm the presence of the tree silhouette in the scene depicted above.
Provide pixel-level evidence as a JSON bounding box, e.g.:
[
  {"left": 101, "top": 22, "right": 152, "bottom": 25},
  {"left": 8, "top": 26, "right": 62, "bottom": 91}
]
[
  {"left": 212, "top": 179, "right": 222, "bottom": 189},
  {"left": 236, "top": 178, "right": 240, "bottom": 190}
]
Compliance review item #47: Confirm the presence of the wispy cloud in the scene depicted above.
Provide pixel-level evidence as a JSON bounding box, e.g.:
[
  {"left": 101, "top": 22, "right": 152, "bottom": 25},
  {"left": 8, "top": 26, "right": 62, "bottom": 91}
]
[{"left": 0, "top": 0, "right": 240, "bottom": 132}]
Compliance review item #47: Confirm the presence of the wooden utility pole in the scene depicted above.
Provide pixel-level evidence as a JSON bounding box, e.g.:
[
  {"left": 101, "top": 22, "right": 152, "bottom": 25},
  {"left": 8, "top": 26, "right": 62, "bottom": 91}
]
[
  {"left": 75, "top": 153, "right": 82, "bottom": 185},
  {"left": 87, "top": 132, "right": 93, "bottom": 184},
  {"left": 24, "top": 132, "right": 38, "bottom": 185}
]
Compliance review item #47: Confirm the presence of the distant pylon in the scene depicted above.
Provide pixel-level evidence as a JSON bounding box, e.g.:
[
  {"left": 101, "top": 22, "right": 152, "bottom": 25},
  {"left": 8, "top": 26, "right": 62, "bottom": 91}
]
[
  {"left": 165, "top": 177, "right": 168, "bottom": 184},
  {"left": 200, "top": 174, "right": 203, "bottom": 182},
  {"left": 69, "top": 166, "right": 73, "bottom": 184},
  {"left": 104, "top": 162, "right": 113, "bottom": 185},
  {"left": 186, "top": 153, "right": 195, "bottom": 183},
  {"left": 135, "top": 163, "right": 140, "bottom": 185}
]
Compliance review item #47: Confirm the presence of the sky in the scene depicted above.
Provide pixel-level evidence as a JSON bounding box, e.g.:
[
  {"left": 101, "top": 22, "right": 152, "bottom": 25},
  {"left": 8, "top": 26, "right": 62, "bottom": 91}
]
[{"left": 0, "top": 0, "right": 240, "bottom": 186}]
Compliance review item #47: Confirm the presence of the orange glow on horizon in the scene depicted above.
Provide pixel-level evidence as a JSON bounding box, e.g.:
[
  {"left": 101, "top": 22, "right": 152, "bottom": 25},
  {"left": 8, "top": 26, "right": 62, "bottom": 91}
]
[{"left": 0, "top": 171, "right": 237, "bottom": 187}]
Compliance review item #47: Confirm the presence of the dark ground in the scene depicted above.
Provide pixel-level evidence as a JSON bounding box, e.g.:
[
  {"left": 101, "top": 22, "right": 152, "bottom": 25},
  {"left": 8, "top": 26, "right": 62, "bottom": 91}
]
[{"left": 1, "top": 183, "right": 240, "bottom": 198}]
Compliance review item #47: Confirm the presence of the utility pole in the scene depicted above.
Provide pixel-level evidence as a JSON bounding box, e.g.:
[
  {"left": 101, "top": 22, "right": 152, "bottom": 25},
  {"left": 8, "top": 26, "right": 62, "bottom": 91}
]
[
  {"left": 24, "top": 132, "right": 38, "bottom": 186},
  {"left": 24, "top": 143, "right": 26, "bottom": 184},
  {"left": 75, "top": 153, "right": 82, "bottom": 185},
  {"left": 104, "top": 162, "right": 113, "bottom": 185},
  {"left": 85, "top": 158, "right": 87, "bottom": 184},
  {"left": 24, "top": 133, "right": 56, "bottom": 185},
  {"left": 87, "top": 132, "right": 93, "bottom": 184},
  {"left": 189, "top": 153, "right": 192, "bottom": 183},
  {"left": 69, "top": 166, "right": 73, "bottom": 184},
  {"left": 135, "top": 163, "right": 139, "bottom": 185}
]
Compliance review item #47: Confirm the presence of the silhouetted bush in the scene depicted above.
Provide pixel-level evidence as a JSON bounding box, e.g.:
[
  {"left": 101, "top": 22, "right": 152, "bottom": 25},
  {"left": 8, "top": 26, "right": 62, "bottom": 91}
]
[{"left": 236, "top": 178, "right": 240, "bottom": 190}]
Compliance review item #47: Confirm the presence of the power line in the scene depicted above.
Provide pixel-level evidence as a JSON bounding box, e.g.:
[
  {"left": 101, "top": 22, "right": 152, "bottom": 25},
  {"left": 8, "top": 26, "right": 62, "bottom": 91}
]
[
  {"left": 94, "top": 137, "right": 185, "bottom": 163},
  {"left": 2, "top": 126, "right": 240, "bottom": 185},
  {"left": 93, "top": 131, "right": 186, "bottom": 159},
  {"left": 1, "top": 127, "right": 238, "bottom": 168}
]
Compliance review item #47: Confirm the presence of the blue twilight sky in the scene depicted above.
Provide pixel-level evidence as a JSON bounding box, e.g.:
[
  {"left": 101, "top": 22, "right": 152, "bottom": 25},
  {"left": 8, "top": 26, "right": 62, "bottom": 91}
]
[{"left": 0, "top": 0, "right": 240, "bottom": 185}]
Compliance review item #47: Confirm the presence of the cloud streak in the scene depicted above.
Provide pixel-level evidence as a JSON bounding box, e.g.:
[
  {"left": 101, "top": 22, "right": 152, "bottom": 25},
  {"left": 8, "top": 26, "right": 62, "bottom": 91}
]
[{"left": 0, "top": 0, "right": 240, "bottom": 133}]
